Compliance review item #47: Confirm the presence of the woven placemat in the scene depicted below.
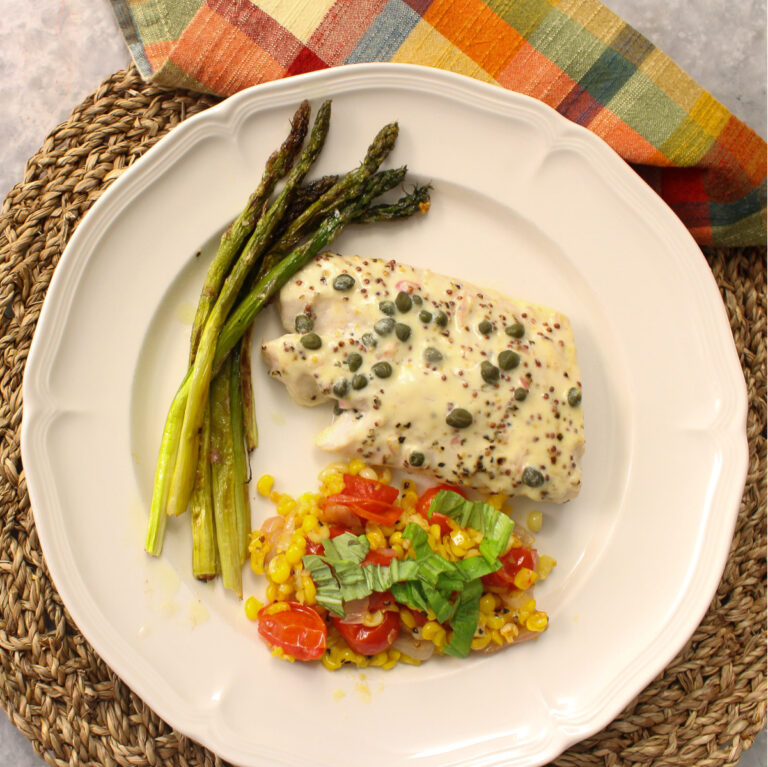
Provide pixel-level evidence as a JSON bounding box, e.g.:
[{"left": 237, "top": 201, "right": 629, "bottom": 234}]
[{"left": 0, "top": 67, "right": 764, "bottom": 767}]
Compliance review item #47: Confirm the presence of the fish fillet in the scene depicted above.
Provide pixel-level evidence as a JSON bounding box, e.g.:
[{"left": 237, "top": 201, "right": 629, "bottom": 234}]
[{"left": 261, "top": 253, "right": 585, "bottom": 502}]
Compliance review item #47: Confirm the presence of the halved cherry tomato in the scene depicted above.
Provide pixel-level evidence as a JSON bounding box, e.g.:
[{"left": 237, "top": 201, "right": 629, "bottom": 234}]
[
  {"left": 363, "top": 548, "right": 398, "bottom": 566},
  {"left": 415, "top": 484, "right": 467, "bottom": 536},
  {"left": 482, "top": 547, "right": 538, "bottom": 589},
  {"left": 258, "top": 602, "right": 327, "bottom": 661},
  {"left": 329, "top": 525, "right": 355, "bottom": 538},
  {"left": 324, "top": 474, "right": 401, "bottom": 525},
  {"left": 333, "top": 607, "right": 400, "bottom": 656}
]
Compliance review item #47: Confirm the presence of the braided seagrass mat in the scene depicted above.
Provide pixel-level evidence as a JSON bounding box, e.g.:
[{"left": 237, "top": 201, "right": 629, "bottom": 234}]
[{"left": 0, "top": 66, "right": 765, "bottom": 767}]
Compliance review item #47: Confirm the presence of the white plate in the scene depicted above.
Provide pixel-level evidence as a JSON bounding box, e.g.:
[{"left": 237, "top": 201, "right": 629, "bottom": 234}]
[{"left": 21, "top": 64, "right": 747, "bottom": 767}]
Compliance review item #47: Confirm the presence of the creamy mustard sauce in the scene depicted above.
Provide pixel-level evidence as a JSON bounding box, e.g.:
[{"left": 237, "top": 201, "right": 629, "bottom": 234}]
[{"left": 261, "top": 254, "right": 584, "bottom": 502}]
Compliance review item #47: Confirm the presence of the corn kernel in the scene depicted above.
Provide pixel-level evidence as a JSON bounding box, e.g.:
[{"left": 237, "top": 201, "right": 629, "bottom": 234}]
[
  {"left": 479, "top": 593, "right": 497, "bottom": 614},
  {"left": 244, "top": 596, "right": 262, "bottom": 621},
  {"left": 420, "top": 621, "right": 444, "bottom": 643},
  {"left": 268, "top": 554, "right": 291, "bottom": 584},
  {"left": 486, "top": 615, "right": 505, "bottom": 630},
  {"left": 278, "top": 583, "right": 294, "bottom": 600},
  {"left": 379, "top": 468, "right": 392, "bottom": 485},
  {"left": 536, "top": 554, "right": 557, "bottom": 580},
  {"left": 358, "top": 467, "right": 378, "bottom": 480},
  {"left": 256, "top": 474, "right": 274, "bottom": 497},
  {"left": 285, "top": 543, "right": 305, "bottom": 565},
  {"left": 450, "top": 529, "right": 470, "bottom": 548},
  {"left": 392, "top": 544, "right": 405, "bottom": 559},
  {"left": 490, "top": 630, "right": 504, "bottom": 645},
  {"left": 263, "top": 601, "right": 290, "bottom": 615},
  {"left": 500, "top": 622, "right": 518, "bottom": 641},
  {"left": 362, "top": 610, "right": 384, "bottom": 628},
  {"left": 486, "top": 493, "right": 506, "bottom": 510},
  {"left": 513, "top": 567, "right": 538, "bottom": 590},
  {"left": 471, "top": 634, "right": 492, "bottom": 650},
  {"left": 398, "top": 653, "right": 422, "bottom": 666},
  {"left": 401, "top": 490, "right": 419, "bottom": 510},
  {"left": 348, "top": 459, "right": 366, "bottom": 475},
  {"left": 322, "top": 653, "right": 342, "bottom": 671},
  {"left": 526, "top": 509, "right": 543, "bottom": 532},
  {"left": 526, "top": 611, "right": 548, "bottom": 632},
  {"left": 250, "top": 542, "right": 269, "bottom": 574},
  {"left": 265, "top": 582, "right": 279, "bottom": 602},
  {"left": 301, "top": 514, "right": 319, "bottom": 533},
  {"left": 399, "top": 608, "right": 416, "bottom": 629},
  {"left": 302, "top": 575, "right": 317, "bottom": 605},
  {"left": 366, "top": 528, "right": 386, "bottom": 550},
  {"left": 271, "top": 646, "right": 296, "bottom": 662},
  {"left": 369, "top": 652, "right": 388, "bottom": 667}
]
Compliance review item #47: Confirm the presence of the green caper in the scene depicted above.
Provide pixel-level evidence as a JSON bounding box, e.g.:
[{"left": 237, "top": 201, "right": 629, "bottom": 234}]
[
  {"left": 374, "top": 317, "right": 395, "bottom": 336},
  {"left": 332, "top": 379, "right": 349, "bottom": 398},
  {"left": 498, "top": 350, "right": 520, "bottom": 370},
  {"left": 412, "top": 294, "right": 423, "bottom": 306},
  {"left": 351, "top": 374, "right": 368, "bottom": 390},
  {"left": 418, "top": 309, "right": 433, "bottom": 323},
  {"left": 300, "top": 332, "right": 321, "bottom": 350},
  {"left": 379, "top": 300, "right": 396, "bottom": 316},
  {"left": 395, "top": 323, "right": 411, "bottom": 341},
  {"left": 409, "top": 452, "right": 425, "bottom": 467},
  {"left": 446, "top": 408, "right": 473, "bottom": 429},
  {"left": 424, "top": 347, "right": 443, "bottom": 365},
  {"left": 362, "top": 332, "right": 378, "bottom": 348},
  {"left": 294, "top": 314, "right": 313, "bottom": 334},
  {"left": 505, "top": 322, "right": 525, "bottom": 338},
  {"left": 333, "top": 402, "right": 343, "bottom": 415},
  {"left": 481, "top": 361, "right": 500, "bottom": 384},
  {"left": 395, "top": 291, "right": 412, "bottom": 313},
  {"left": 567, "top": 387, "right": 582, "bottom": 406},
  {"left": 522, "top": 467, "right": 544, "bottom": 487},
  {"left": 347, "top": 352, "right": 363, "bottom": 372},
  {"left": 333, "top": 274, "right": 355, "bottom": 291},
  {"left": 514, "top": 387, "right": 528, "bottom": 401},
  {"left": 435, "top": 310, "right": 448, "bottom": 327},
  {"left": 478, "top": 319, "right": 493, "bottom": 335},
  {"left": 372, "top": 361, "right": 393, "bottom": 379}
]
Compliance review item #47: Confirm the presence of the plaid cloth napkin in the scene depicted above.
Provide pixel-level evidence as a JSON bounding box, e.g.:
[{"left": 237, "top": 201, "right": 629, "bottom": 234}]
[{"left": 111, "top": 0, "right": 766, "bottom": 247}]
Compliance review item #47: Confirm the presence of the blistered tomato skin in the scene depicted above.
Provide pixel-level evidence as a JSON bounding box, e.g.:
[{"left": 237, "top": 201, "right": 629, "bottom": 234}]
[{"left": 257, "top": 602, "right": 328, "bottom": 661}]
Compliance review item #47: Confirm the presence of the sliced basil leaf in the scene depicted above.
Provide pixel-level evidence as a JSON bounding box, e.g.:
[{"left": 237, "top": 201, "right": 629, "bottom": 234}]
[
  {"left": 302, "top": 554, "right": 345, "bottom": 617},
  {"left": 443, "top": 579, "right": 483, "bottom": 658}
]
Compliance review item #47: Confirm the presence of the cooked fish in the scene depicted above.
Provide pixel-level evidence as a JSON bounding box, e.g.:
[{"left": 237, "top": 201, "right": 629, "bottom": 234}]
[{"left": 261, "top": 254, "right": 584, "bottom": 502}]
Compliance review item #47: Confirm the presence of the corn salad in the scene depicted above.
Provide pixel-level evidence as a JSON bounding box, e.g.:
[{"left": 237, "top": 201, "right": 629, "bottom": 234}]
[{"left": 247, "top": 461, "right": 555, "bottom": 669}]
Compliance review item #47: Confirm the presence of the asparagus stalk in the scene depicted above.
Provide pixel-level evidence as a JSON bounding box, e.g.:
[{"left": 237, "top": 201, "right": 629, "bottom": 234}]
[
  {"left": 355, "top": 183, "right": 432, "bottom": 223},
  {"left": 209, "top": 356, "right": 243, "bottom": 597},
  {"left": 188, "top": 101, "right": 310, "bottom": 363},
  {"left": 256, "top": 167, "right": 408, "bottom": 278},
  {"left": 166, "top": 101, "right": 333, "bottom": 518},
  {"left": 190, "top": 399, "right": 217, "bottom": 579},
  {"left": 240, "top": 326, "right": 259, "bottom": 451},
  {"left": 229, "top": 343, "right": 251, "bottom": 563}
]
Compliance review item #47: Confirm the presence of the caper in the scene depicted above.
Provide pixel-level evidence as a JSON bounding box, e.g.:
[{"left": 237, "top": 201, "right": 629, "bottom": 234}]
[
  {"left": 347, "top": 352, "right": 363, "bottom": 372},
  {"left": 351, "top": 374, "right": 368, "bottom": 390},
  {"left": 424, "top": 347, "right": 443, "bottom": 365},
  {"left": 498, "top": 350, "right": 520, "bottom": 370},
  {"left": 522, "top": 467, "right": 544, "bottom": 487},
  {"left": 333, "top": 273, "right": 355, "bottom": 291},
  {"left": 374, "top": 317, "right": 395, "bottom": 336},
  {"left": 333, "top": 402, "right": 343, "bottom": 415},
  {"left": 379, "top": 300, "right": 396, "bottom": 316},
  {"left": 505, "top": 322, "right": 525, "bottom": 338},
  {"left": 435, "top": 310, "right": 448, "bottom": 327},
  {"left": 332, "top": 379, "right": 349, "bottom": 398},
  {"left": 567, "top": 387, "right": 582, "bottom": 406},
  {"left": 372, "top": 361, "right": 393, "bottom": 378},
  {"left": 419, "top": 309, "right": 433, "bottom": 324},
  {"left": 294, "top": 314, "right": 313, "bottom": 334},
  {"left": 514, "top": 387, "right": 528, "bottom": 401},
  {"left": 412, "top": 294, "right": 423, "bottom": 306},
  {"left": 300, "top": 332, "right": 321, "bottom": 350},
  {"left": 446, "top": 408, "right": 473, "bottom": 429},
  {"left": 395, "top": 323, "right": 411, "bottom": 341},
  {"left": 395, "top": 291, "right": 413, "bottom": 313},
  {"left": 409, "top": 452, "right": 425, "bottom": 467},
  {"left": 481, "top": 361, "right": 500, "bottom": 384},
  {"left": 362, "top": 332, "right": 378, "bottom": 348},
  {"left": 478, "top": 319, "right": 493, "bottom": 335}
]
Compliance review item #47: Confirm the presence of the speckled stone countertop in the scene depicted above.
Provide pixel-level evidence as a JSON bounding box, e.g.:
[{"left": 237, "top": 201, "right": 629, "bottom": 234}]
[{"left": 1, "top": 1, "right": 765, "bottom": 765}]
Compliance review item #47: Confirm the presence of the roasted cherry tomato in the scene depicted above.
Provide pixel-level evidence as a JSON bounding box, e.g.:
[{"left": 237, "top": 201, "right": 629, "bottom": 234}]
[
  {"left": 304, "top": 538, "right": 324, "bottom": 556},
  {"left": 482, "top": 547, "right": 538, "bottom": 589},
  {"left": 258, "top": 602, "right": 327, "bottom": 661},
  {"left": 415, "top": 484, "right": 467, "bottom": 536},
  {"left": 363, "top": 548, "right": 398, "bottom": 566},
  {"left": 324, "top": 474, "right": 401, "bottom": 525},
  {"left": 333, "top": 606, "right": 400, "bottom": 656}
]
